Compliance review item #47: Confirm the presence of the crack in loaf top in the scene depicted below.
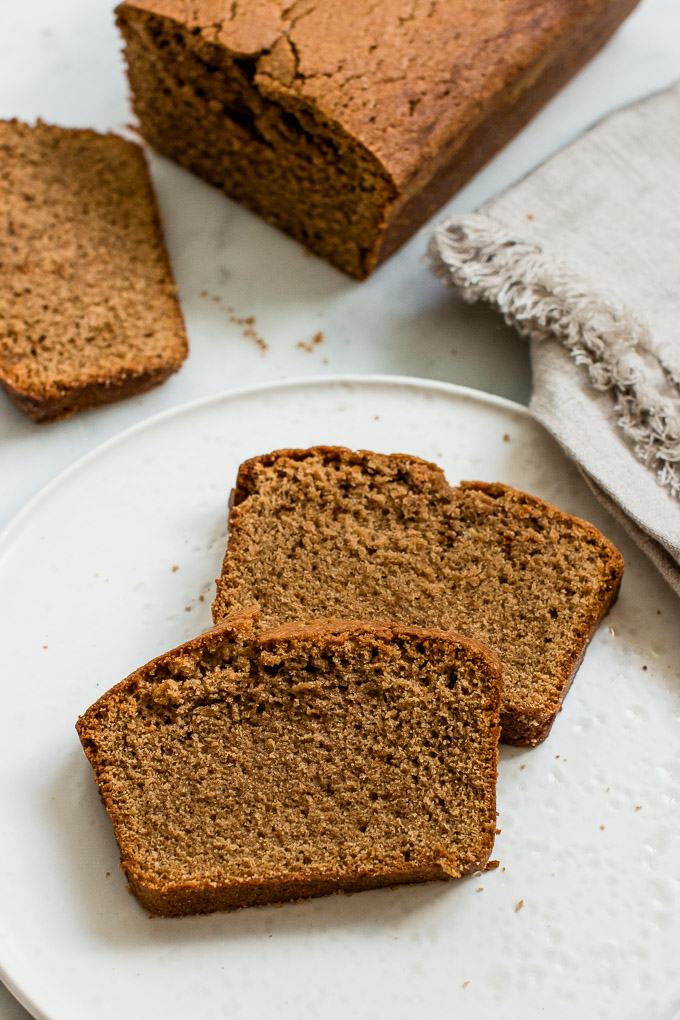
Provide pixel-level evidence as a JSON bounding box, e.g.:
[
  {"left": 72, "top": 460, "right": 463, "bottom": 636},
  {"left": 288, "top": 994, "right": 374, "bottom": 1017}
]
[{"left": 120, "top": 0, "right": 600, "bottom": 190}]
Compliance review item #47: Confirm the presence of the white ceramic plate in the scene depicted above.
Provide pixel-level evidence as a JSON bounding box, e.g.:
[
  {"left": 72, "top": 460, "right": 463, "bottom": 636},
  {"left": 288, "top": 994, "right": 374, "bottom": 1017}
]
[{"left": 1, "top": 376, "right": 678, "bottom": 1020}]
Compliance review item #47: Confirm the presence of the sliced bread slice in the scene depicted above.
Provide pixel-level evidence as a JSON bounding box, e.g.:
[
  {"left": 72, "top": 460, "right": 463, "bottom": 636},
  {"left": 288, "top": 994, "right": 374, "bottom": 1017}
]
[
  {"left": 0, "top": 119, "right": 188, "bottom": 422},
  {"left": 76, "top": 610, "right": 501, "bottom": 917},
  {"left": 213, "top": 447, "right": 624, "bottom": 746}
]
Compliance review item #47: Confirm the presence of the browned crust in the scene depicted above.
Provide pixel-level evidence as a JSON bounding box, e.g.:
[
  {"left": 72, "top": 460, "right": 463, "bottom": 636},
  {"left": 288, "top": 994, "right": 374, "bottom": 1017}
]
[
  {"left": 128, "top": 862, "right": 475, "bottom": 918},
  {"left": 215, "top": 447, "right": 624, "bottom": 747},
  {"left": 1, "top": 361, "right": 183, "bottom": 424},
  {"left": 77, "top": 612, "right": 500, "bottom": 917},
  {"left": 371, "top": 0, "right": 640, "bottom": 274},
  {"left": 230, "top": 445, "right": 445, "bottom": 507}
]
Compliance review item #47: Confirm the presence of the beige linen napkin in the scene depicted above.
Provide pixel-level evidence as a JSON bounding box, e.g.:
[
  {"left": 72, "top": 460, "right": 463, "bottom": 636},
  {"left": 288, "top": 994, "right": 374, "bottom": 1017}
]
[{"left": 428, "top": 81, "right": 680, "bottom": 598}]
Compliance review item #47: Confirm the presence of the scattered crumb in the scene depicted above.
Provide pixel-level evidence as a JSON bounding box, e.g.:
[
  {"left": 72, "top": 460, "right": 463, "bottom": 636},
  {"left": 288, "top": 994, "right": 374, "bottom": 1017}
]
[
  {"left": 600, "top": 825, "right": 605, "bottom": 830},
  {"left": 606, "top": 787, "right": 610, "bottom": 792},
  {"left": 527, "top": 213, "right": 534, "bottom": 220},
  {"left": 172, "top": 565, "right": 179, "bottom": 572},
  {"left": 515, "top": 899, "right": 524, "bottom": 912},
  {"left": 642, "top": 665, "right": 647, "bottom": 671},
  {"left": 43, "top": 644, "right": 48, "bottom": 649},
  {"left": 485, "top": 858, "right": 500, "bottom": 871},
  {"left": 106, "top": 871, "right": 111, "bottom": 878},
  {"left": 555, "top": 755, "right": 560, "bottom": 759},
  {"left": 297, "top": 331, "right": 324, "bottom": 353},
  {"left": 520, "top": 764, "right": 525, "bottom": 770},
  {"left": 635, "top": 805, "right": 642, "bottom": 811},
  {"left": 374, "top": 415, "right": 380, "bottom": 420},
  {"left": 462, "top": 981, "right": 470, "bottom": 988},
  {"left": 503, "top": 433, "right": 511, "bottom": 442},
  {"left": 656, "top": 609, "right": 661, "bottom": 615},
  {"left": 185, "top": 606, "right": 192, "bottom": 612},
  {"left": 477, "top": 887, "right": 484, "bottom": 892},
  {"left": 202, "top": 292, "right": 268, "bottom": 352},
  {"left": 199, "top": 594, "right": 205, "bottom": 602},
  {"left": 322, "top": 358, "right": 328, "bottom": 365},
  {"left": 501, "top": 867, "right": 506, "bottom": 872}
]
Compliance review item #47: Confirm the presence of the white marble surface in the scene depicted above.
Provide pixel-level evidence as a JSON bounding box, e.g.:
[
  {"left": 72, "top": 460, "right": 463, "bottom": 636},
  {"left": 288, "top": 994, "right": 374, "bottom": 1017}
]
[{"left": 0, "top": 0, "right": 679, "bottom": 1016}]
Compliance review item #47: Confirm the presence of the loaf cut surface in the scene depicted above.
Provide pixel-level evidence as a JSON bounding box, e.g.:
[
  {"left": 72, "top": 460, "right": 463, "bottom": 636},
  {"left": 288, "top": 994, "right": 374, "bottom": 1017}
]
[
  {"left": 116, "top": 0, "right": 639, "bottom": 278},
  {"left": 0, "top": 119, "right": 188, "bottom": 422},
  {"left": 214, "top": 447, "right": 624, "bottom": 746},
  {"left": 77, "top": 611, "right": 501, "bottom": 916}
]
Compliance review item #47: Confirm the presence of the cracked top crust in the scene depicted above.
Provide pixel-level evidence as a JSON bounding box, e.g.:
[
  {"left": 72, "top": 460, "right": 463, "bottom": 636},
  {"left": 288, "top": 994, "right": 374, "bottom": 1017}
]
[{"left": 117, "top": 0, "right": 623, "bottom": 191}]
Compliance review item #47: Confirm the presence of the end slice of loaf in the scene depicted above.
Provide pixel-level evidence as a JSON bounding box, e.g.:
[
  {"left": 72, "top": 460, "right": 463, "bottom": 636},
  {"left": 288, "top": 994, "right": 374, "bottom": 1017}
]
[
  {"left": 213, "top": 447, "right": 624, "bottom": 746},
  {"left": 0, "top": 119, "right": 188, "bottom": 422},
  {"left": 76, "top": 610, "right": 501, "bottom": 917}
]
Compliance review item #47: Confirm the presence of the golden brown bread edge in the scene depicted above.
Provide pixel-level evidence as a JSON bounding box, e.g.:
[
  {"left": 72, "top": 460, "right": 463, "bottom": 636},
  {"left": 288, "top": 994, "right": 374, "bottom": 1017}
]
[
  {"left": 76, "top": 612, "right": 502, "bottom": 917},
  {"left": 222, "top": 446, "right": 625, "bottom": 747},
  {"left": 3, "top": 362, "right": 183, "bottom": 424}
]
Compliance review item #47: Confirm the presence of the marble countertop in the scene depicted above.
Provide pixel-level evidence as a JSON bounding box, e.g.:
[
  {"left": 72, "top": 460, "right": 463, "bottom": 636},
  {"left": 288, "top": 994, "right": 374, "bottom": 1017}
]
[{"left": 1, "top": 0, "right": 679, "bottom": 1015}]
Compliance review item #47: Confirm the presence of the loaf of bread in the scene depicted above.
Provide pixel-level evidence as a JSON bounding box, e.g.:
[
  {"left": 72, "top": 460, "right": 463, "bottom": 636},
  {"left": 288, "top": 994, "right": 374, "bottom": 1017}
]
[
  {"left": 213, "top": 447, "right": 624, "bottom": 746},
  {"left": 76, "top": 610, "right": 501, "bottom": 917},
  {"left": 0, "top": 119, "right": 188, "bottom": 422},
  {"left": 116, "top": 0, "right": 639, "bottom": 278}
]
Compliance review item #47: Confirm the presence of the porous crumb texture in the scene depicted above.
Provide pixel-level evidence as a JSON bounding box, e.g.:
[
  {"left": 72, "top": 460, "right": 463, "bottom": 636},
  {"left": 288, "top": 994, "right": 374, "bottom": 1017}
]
[
  {"left": 76, "top": 613, "right": 501, "bottom": 917},
  {"left": 116, "top": 0, "right": 639, "bottom": 278},
  {"left": 0, "top": 119, "right": 188, "bottom": 422},
  {"left": 214, "top": 448, "right": 625, "bottom": 745}
]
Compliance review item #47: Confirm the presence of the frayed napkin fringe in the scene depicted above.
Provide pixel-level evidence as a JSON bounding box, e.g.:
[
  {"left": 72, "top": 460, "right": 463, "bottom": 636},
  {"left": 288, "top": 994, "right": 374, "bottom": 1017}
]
[{"left": 428, "top": 213, "right": 680, "bottom": 497}]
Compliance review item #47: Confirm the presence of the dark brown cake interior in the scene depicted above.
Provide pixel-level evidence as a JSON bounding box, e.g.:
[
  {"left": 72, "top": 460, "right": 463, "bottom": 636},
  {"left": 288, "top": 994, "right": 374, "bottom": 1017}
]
[
  {"left": 77, "top": 615, "right": 501, "bottom": 916},
  {"left": 214, "top": 448, "right": 624, "bottom": 744}
]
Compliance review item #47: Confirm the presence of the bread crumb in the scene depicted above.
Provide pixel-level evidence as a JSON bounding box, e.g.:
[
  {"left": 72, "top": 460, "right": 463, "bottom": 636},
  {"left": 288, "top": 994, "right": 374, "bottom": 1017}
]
[
  {"left": 43, "top": 644, "right": 48, "bottom": 649},
  {"left": 642, "top": 665, "right": 647, "bottom": 671},
  {"left": 606, "top": 786, "right": 610, "bottom": 792},
  {"left": 477, "top": 887, "right": 484, "bottom": 892},
  {"left": 503, "top": 433, "right": 511, "bottom": 442},
  {"left": 106, "top": 871, "right": 111, "bottom": 877},
  {"left": 635, "top": 805, "right": 642, "bottom": 811},
  {"left": 515, "top": 899, "right": 524, "bottom": 912},
  {"left": 501, "top": 867, "right": 505, "bottom": 872},
  {"left": 527, "top": 213, "right": 534, "bottom": 220},
  {"left": 172, "top": 565, "right": 179, "bottom": 572},
  {"left": 199, "top": 594, "right": 205, "bottom": 602},
  {"left": 462, "top": 981, "right": 470, "bottom": 988},
  {"left": 486, "top": 857, "right": 500, "bottom": 867},
  {"left": 520, "top": 764, "right": 525, "bottom": 770},
  {"left": 374, "top": 415, "right": 380, "bottom": 420},
  {"left": 185, "top": 606, "right": 192, "bottom": 612},
  {"left": 297, "top": 332, "right": 323, "bottom": 353},
  {"left": 600, "top": 824, "right": 605, "bottom": 830}
]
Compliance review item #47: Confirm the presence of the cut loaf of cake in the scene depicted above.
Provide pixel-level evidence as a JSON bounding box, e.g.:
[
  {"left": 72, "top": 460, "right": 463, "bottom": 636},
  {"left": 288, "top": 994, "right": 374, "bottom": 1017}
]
[
  {"left": 76, "top": 610, "right": 501, "bottom": 917},
  {"left": 0, "top": 119, "right": 188, "bottom": 422},
  {"left": 213, "top": 447, "right": 625, "bottom": 746},
  {"left": 116, "top": 0, "right": 639, "bottom": 278}
]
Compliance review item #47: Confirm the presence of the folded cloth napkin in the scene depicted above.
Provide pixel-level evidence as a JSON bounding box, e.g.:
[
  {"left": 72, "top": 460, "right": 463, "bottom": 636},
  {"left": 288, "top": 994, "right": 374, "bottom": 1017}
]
[{"left": 428, "top": 81, "right": 680, "bottom": 598}]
